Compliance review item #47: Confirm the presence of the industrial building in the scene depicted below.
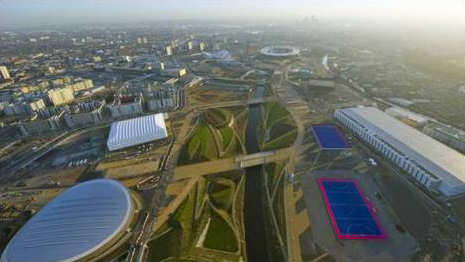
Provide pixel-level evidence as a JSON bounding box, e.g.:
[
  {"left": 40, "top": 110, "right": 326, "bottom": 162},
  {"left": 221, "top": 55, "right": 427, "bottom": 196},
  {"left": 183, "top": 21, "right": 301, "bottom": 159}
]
[
  {"left": 424, "top": 122, "right": 465, "bottom": 154},
  {"left": 334, "top": 107, "right": 465, "bottom": 198},
  {"left": 0, "top": 179, "right": 137, "bottom": 262},
  {"left": 385, "top": 107, "right": 429, "bottom": 127},
  {"left": 107, "top": 113, "right": 168, "bottom": 151}
]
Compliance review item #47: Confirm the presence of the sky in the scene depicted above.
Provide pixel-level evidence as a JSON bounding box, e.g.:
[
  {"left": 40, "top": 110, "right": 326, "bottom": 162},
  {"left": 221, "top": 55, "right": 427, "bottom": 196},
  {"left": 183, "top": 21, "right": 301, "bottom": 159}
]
[{"left": 1, "top": 0, "right": 464, "bottom": 27}]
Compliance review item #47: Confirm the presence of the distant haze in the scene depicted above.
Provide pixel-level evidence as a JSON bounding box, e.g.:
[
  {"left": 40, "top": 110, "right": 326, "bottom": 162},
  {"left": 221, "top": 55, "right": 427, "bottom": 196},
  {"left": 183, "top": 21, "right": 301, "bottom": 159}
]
[{"left": 1, "top": 0, "right": 464, "bottom": 27}]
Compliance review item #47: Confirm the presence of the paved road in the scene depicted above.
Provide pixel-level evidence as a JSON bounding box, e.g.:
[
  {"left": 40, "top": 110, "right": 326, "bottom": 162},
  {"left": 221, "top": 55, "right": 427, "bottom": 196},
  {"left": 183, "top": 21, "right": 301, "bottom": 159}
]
[
  {"left": 1, "top": 124, "right": 110, "bottom": 183},
  {"left": 273, "top": 64, "right": 313, "bottom": 262}
]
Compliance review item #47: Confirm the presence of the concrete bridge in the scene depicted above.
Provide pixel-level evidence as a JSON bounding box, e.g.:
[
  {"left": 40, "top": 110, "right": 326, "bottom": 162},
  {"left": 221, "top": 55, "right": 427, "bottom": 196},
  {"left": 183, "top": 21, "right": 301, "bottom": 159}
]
[
  {"left": 193, "top": 97, "right": 271, "bottom": 110},
  {"left": 172, "top": 147, "right": 291, "bottom": 180}
]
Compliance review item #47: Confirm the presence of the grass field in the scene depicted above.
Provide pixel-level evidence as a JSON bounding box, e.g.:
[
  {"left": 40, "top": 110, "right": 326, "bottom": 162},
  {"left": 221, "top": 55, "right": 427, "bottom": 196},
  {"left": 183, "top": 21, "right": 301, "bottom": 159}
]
[
  {"left": 178, "top": 107, "right": 245, "bottom": 165},
  {"left": 205, "top": 108, "right": 232, "bottom": 128},
  {"left": 150, "top": 172, "right": 244, "bottom": 261},
  {"left": 265, "top": 102, "right": 291, "bottom": 129},
  {"left": 204, "top": 211, "right": 238, "bottom": 252},
  {"left": 263, "top": 129, "right": 297, "bottom": 151},
  {"left": 261, "top": 101, "right": 297, "bottom": 150},
  {"left": 148, "top": 186, "right": 198, "bottom": 261},
  {"left": 178, "top": 123, "right": 218, "bottom": 165},
  {"left": 209, "top": 182, "right": 233, "bottom": 211},
  {"left": 264, "top": 162, "right": 285, "bottom": 194},
  {"left": 147, "top": 227, "right": 181, "bottom": 262},
  {"left": 219, "top": 127, "right": 234, "bottom": 147}
]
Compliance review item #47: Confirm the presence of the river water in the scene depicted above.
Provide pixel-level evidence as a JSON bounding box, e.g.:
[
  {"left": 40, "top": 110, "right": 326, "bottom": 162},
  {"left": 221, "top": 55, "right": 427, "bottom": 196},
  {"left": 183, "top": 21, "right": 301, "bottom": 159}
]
[{"left": 243, "top": 85, "right": 270, "bottom": 262}]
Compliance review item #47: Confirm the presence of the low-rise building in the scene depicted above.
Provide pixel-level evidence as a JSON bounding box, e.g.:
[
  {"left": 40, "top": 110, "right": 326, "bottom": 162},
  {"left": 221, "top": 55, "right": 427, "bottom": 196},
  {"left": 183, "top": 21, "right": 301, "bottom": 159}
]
[
  {"left": 107, "top": 96, "right": 143, "bottom": 119},
  {"left": 64, "top": 101, "right": 106, "bottom": 128},
  {"left": 18, "top": 113, "right": 63, "bottom": 136},
  {"left": 3, "top": 99, "right": 46, "bottom": 116},
  {"left": 162, "top": 68, "right": 187, "bottom": 78},
  {"left": 67, "top": 79, "right": 94, "bottom": 92},
  {"left": 0, "top": 66, "right": 11, "bottom": 82},
  {"left": 50, "top": 76, "right": 72, "bottom": 87},
  {"left": 47, "top": 87, "right": 74, "bottom": 106}
]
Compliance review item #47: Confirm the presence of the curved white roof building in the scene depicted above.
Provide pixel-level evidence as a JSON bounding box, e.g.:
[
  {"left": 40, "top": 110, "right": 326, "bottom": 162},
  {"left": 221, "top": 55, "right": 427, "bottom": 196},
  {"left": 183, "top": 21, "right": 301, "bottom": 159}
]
[
  {"left": 260, "top": 45, "right": 300, "bottom": 57},
  {"left": 107, "top": 113, "right": 168, "bottom": 151},
  {"left": 1, "top": 179, "right": 135, "bottom": 262}
]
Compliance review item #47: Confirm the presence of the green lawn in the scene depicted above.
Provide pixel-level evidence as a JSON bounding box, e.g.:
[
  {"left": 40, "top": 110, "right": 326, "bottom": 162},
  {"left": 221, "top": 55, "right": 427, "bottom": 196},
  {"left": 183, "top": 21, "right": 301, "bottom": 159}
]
[
  {"left": 219, "top": 127, "right": 234, "bottom": 147},
  {"left": 265, "top": 102, "right": 291, "bottom": 129},
  {"left": 172, "top": 188, "right": 197, "bottom": 250},
  {"left": 178, "top": 123, "right": 219, "bottom": 165},
  {"left": 205, "top": 108, "right": 232, "bottom": 128},
  {"left": 264, "top": 162, "right": 285, "bottom": 194},
  {"left": 147, "top": 227, "right": 181, "bottom": 262},
  {"left": 263, "top": 129, "right": 297, "bottom": 151},
  {"left": 270, "top": 122, "right": 295, "bottom": 140},
  {"left": 209, "top": 182, "right": 233, "bottom": 210},
  {"left": 203, "top": 211, "right": 238, "bottom": 252},
  {"left": 262, "top": 101, "right": 297, "bottom": 150}
]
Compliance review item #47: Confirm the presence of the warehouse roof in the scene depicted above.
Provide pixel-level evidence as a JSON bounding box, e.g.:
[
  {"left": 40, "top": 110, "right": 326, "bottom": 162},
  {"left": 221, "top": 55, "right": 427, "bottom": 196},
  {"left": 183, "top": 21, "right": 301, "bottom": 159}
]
[
  {"left": 107, "top": 113, "right": 168, "bottom": 151},
  {"left": 0, "top": 179, "right": 133, "bottom": 262},
  {"left": 340, "top": 107, "right": 465, "bottom": 194}
]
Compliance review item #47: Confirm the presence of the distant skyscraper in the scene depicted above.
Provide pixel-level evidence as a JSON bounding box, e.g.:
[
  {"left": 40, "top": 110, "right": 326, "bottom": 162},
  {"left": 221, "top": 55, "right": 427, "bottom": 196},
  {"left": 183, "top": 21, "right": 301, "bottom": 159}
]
[
  {"left": 199, "top": 42, "right": 206, "bottom": 51},
  {"left": 166, "top": 45, "right": 173, "bottom": 56},
  {"left": 0, "top": 66, "right": 11, "bottom": 81}
]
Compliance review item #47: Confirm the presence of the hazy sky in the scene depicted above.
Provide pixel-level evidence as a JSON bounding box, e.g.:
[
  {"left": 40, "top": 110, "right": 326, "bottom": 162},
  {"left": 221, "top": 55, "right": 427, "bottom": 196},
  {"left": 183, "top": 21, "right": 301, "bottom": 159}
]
[{"left": 1, "top": 0, "right": 464, "bottom": 26}]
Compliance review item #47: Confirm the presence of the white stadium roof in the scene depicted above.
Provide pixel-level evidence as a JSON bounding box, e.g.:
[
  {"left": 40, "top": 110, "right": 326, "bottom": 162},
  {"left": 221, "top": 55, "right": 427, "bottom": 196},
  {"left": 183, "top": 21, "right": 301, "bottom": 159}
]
[
  {"left": 1, "top": 179, "right": 133, "bottom": 262},
  {"left": 341, "top": 107, "right": 465, "bottom": 196},
  {"left": 107, "top": 113, "right": 168, "bottom": 151},
  {"left": 260, "top": 45, "right": 300, "bottom": 57}
]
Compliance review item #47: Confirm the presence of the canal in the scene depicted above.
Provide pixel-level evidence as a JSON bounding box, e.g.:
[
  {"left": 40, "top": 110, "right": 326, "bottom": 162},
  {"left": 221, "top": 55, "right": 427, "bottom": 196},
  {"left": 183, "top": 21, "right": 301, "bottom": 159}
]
[{"left": 243, "top": 84, "right": 270, "bottom": 262}]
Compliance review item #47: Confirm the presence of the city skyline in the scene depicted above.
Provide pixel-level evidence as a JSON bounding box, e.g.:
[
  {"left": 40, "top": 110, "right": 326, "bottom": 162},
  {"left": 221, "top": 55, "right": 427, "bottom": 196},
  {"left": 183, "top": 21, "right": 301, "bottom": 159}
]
[{"left": 1, "top": 0, "right": 465, "bottom": 27}]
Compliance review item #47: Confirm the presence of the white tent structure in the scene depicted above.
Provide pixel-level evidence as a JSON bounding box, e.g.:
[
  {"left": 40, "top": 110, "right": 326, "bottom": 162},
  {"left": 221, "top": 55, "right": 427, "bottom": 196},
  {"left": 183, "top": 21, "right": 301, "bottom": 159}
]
[{"left": 107, "top": 113, "right": 168, "bottom": 151}]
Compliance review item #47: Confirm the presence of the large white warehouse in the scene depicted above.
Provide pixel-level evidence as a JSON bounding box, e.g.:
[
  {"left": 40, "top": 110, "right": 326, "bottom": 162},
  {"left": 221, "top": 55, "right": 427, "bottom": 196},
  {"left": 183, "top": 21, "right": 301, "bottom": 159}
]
[
  {"left": 335, "top": 107, "right": 465, "bottom": 198},
  {"left": 107, "top": 113, "right": 168, "bottom": 151},
  {"left": 1, "top": 179, "right": 136, "bottom": 262}
]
